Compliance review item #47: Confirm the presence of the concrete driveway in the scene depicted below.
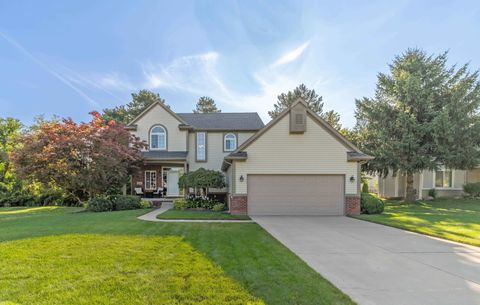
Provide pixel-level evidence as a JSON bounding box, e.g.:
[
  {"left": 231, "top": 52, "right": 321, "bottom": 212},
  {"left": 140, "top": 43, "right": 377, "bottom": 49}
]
[{"left": 252, "top": 216, "right": 480, "bottom": 305}]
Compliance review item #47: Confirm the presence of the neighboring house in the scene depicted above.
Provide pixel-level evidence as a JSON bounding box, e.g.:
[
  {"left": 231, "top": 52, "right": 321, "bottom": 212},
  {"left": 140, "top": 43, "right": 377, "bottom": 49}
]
[
  {"left": 126, "top": 99, "right": 373, "bottom": 215},
  {"left": 378, "top": 167, "right": 480, "bottom": 199}
]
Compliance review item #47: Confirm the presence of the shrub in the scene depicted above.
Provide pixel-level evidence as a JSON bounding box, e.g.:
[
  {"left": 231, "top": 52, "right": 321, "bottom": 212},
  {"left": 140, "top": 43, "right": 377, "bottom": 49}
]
[
  {"left": 141, "top": 200, "right": 152, "bottom": 209},
  {"left": 173, "top": 198, "right": 188, "bottom": 210},
  {"left": 87, "top": 197, "right": 113, "bottom": 212},
  {"left": 428, "top": 188, "right": 437, "bottom": 199},
  {"left": 113, "top": 195, "right": 142, "bottom": 211},
  {"left": 463, "top": 183, "right": 480, "bottom": 198},
  {"left": 361, "top": 183, "right": 369, "bottom": 193},
  {"left": 0, "top": 192, "right": 37, "bottom": 207},
  {"left": 37, "top": 189, "right": 64, "bottom": 206},
  {"left": 186, "top": 197, "right": 220, "bottom": 210},
  {"left": 212, "top": 203, "right": 225, "bottom": 212},
  {"left": 360, "top": 193, "right": 384, "bottom": 214}
]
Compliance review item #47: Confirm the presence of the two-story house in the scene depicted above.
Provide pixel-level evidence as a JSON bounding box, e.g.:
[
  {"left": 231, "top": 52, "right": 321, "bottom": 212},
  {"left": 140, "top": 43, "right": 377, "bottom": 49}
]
[
  {"left": 126, "top": 100, "right": 373, "bottom": 216},
  {"left": 126, "top": 101, "right": 264, "bottom": 198}
]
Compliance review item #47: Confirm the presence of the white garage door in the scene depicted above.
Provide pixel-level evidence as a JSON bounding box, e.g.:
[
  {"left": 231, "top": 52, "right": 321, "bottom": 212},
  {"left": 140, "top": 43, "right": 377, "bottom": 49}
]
[{"left": 247, "top": 175, "right": 345, "bottom": 216}]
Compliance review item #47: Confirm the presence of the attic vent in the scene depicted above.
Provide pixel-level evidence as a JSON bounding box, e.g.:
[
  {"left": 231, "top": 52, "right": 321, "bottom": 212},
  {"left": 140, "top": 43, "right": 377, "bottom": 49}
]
[
  {"left": 295, "top": 113, "right": 304, "bottom": 125},
  {"left": 290, "top": 106, "right": 307, "bottom": 133}
]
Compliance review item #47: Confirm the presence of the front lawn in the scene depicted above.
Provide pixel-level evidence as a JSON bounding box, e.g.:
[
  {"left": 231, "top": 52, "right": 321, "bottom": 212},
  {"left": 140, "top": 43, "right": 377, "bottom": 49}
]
[
  {"left": 354, "top": 198, "right": 480, "bottom": 247},
  {"left": 0, "top": 234, "right": 260, "bottom": 305},
  {"left": 0, "top": 207, "right": 354, "bottom": 305},
  {"left": 158, "top": 209, "right": 251, "bottom": 220}
]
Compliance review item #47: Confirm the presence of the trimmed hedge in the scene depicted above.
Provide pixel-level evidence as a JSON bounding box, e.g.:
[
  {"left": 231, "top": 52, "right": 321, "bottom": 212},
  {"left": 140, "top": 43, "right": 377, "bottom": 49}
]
[
  {"left": 360, "top": 193, "right": 384, "bottom": 214},
  {"left": 87, "top": 198, "right": 113, "bottom": 212},
  {"left": 173, "top": 197, "right": 223, "bottom": 211},
  {"left": 113, "top": 195, "right": 142, "bottom": 210},
  {"left": 87, "top": 195, "right": 148, "bottom": 212}
]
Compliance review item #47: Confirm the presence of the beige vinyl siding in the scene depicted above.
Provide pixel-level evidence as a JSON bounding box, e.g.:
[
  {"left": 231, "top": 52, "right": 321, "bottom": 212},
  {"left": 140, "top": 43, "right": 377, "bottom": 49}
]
[
  {"left": 381, "top": 174, "right": 396, "bottom": 198},
  {"left": 234, "top": 113, "right": 358, "bottom": 195},
  {"left": 423, "top": 171, "right": 434, "bottom": 189},
  {"left": 131, "top": 104, "right": 188, "bottom": 151},
  {"left": 188, "top": 131, "right": 255, "bottom": 171},
  {"left": 453, "top": 170, "right": 466, "bottom": 188}
]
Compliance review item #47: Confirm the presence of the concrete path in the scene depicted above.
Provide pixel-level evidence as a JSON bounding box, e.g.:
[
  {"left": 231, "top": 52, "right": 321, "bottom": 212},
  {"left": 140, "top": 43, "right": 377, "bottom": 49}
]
[
  {"left": 252, "top": 216, "right": 480, "bottom": 305},
  {"left": 137, "top": 203, "right": 254, "bottom": 223}
]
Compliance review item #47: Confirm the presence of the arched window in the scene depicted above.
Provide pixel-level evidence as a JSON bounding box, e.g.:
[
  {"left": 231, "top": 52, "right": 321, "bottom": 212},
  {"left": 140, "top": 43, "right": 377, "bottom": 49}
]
[
  {"left": 224, "top": 133, "right": 237, "bottom": 151},
  {"left": 150, "top": 125, "right": 166, "bottom": 150}
]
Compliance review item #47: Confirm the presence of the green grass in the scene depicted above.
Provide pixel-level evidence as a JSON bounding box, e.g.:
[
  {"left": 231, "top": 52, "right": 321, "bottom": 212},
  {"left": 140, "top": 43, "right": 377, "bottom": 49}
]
[
  {"left": 354, "top": 198, "right": 480, "bottom": 247},
  {"left": 158, "top": 209, "right": 251, "bottom": 220},
  {"left": 0, "top": 207, "right": 354, "bottom": 305},
  {"left": 0, "top": 234, "right": 261, "bottom": 305}
]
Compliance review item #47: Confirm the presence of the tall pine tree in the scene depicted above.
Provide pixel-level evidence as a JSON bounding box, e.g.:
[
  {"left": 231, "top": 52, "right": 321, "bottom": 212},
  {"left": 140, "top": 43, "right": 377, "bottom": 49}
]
[
  {"left": 103, "top": 90, "right": 167, "bottom": 124},
  {"left": 356, "top": 49, "right": 480, "bottom": 201},
  {"left": 269, "top": 84, "right": 324, "bottom": 119},
  {"left": 193, "top": 96, "right": 221, "bottom": 113}
]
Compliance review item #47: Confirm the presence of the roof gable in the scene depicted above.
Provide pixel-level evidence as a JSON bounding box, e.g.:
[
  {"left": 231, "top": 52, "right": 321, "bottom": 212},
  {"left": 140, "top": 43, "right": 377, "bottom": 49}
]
[
  {"left": 231, "top": 99, "right": 362, "bottom": 154},
  {"left": 126, "top": 101, "right": 187, "bottom": 127}
]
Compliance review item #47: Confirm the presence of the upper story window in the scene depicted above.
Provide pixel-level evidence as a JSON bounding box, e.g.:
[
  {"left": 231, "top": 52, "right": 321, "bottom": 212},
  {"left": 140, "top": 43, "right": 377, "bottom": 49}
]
[
  {"left": 196, "top": 132, "right": 206, "bottom": 161},
  {"left": 224, "top": 133, "right": 237, "bottom": 152},
  {"left": 435, "top": 169, "right": 452, "bottom": 188},
  {"left": 150, "top": 125, "right": 166, "bottom": 150}
]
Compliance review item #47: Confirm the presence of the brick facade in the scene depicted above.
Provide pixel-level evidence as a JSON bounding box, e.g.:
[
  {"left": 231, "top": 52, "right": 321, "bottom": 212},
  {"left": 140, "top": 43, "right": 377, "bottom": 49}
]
[
  {"left": 345, "top": 195, "right": 360, "bottom": 215},
  {"left": 131, "top": 164, "right": 163, "bottom": 192},
  {"left": 229, "top": 195, "right": 248, "bottom": 215}
]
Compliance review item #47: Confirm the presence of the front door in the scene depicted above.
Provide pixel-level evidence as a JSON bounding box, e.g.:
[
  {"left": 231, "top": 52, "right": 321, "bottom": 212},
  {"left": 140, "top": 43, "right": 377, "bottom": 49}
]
[{"left": 166, "top": 169, "right": 180, "bottom": 196}]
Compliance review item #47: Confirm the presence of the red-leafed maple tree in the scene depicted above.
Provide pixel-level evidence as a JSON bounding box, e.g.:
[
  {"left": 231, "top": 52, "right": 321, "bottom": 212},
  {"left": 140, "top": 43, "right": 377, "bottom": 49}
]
[{"left": 11, "top": 112, "right": 145, "bottom": 201}]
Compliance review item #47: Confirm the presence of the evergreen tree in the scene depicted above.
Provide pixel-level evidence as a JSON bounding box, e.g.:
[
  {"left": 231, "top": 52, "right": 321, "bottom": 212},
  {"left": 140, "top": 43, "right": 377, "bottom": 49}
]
[
  {"left": 356, "top": 49, "right": 480, "bottom": 201},
  {"left": 193, "top": 96, "right": 221, "bottom": 113},
  {"left": 269, "top": 84, "right": 324, "bottom": 118},
  {"left": 103, "top": 90, "right": 167, "bottom": 124}
]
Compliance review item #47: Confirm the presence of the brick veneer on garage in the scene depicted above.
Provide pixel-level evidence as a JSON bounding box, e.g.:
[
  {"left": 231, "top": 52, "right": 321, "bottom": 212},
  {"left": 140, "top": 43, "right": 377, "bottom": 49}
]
[
  {"left": 345, "top": 195, "right": 360, "bottom": 215},
  {"left": 229, "top": 195, "right": 248, "bottom": 215}
]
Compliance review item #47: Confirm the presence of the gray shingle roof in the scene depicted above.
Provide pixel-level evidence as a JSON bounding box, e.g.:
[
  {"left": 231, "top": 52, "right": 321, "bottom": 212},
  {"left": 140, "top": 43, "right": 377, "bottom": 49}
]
[
  {"left": 141, "top": 151, "right": 188, "bottom": 160},
  {"left": 177, "top": 113, "right": 264, "bottom": 130}
]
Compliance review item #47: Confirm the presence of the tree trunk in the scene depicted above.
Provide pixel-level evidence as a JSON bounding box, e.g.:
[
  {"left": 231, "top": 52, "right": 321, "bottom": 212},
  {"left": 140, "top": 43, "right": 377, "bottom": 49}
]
[{"left": 405, "top": 172, "right": 417, "bottom": 202}]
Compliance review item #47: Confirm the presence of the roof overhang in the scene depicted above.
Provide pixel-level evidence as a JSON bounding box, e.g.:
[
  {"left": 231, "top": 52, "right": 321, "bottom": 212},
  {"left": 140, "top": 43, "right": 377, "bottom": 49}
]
[{"left": 347, "top": 152, "right": 375, "bottom": 162}]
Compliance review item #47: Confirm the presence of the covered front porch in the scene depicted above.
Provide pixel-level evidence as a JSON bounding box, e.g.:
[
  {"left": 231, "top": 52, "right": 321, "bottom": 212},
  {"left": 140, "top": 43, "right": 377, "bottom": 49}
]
[{"left": 131, "top": 151, "right": 188, "bottom": 198}]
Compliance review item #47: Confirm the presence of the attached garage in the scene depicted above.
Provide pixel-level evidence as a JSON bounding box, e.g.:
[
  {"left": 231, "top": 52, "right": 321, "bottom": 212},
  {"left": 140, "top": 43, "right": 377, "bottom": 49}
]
[
  {"left": 247, "top": 175, "right": 345, "bottom": 215},
  {"left": 223, "top": 100, "right": 373, "bottom": 216}
]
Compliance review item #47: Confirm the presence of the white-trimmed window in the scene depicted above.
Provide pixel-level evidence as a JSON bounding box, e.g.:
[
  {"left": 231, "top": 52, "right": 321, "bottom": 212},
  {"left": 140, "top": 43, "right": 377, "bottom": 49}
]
[
  {"left": 224, "top": 133, "right": 237, "bottom": 151},
  {"left": 145, "top": 171, "right": 157, "bottom": 190},
  {"left": 435, "top": 169, "right": 452, "bottom": 188},
  {"left": 150, "top": 125, "right": 166, "bottom": 150},
  {"left": 196, "top": 132, "right": 206, "bottom": 161}
]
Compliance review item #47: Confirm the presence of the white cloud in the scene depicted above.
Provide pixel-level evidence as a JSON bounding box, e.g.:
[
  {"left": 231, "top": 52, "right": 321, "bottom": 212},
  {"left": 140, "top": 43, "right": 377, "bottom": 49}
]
[
  {"left": 141, "top": 52, "right": 232, "bottom": 98},
  {"left": 271, "top": 41, "right": 310, "bottom": 68}
]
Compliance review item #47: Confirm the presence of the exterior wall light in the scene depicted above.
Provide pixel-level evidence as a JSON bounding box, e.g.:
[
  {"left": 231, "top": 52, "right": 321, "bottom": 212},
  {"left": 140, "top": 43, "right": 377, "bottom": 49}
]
[
  {"left": 349, "top": 175, "right": 355, "bottom": 183},
  {"left": 239, "top": 175, "right": 245, "bottom": 182}
]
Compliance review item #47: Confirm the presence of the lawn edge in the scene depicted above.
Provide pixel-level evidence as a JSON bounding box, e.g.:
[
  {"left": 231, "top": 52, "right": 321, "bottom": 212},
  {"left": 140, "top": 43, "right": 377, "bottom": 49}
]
[{"left": 350, "top": 215, "right": 480, "bottom": 248}]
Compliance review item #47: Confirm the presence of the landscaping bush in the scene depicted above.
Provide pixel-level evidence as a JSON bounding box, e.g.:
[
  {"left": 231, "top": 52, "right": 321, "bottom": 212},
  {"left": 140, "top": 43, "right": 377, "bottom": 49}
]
[
  {"left": 212, "top": 203, "right": 225, "bottom": 212},
  {"left": 463, "top": 182, "right": 480, "bottom": 198},
  {"left": 141, "top": 200, "right": 152, "bottom": 209},
  {"left": 113, "top": 195, "right": 142, "bottom": 211},
  {"left": 361, "top": 183, "right": 369, "bottom": 193},
  {"left": 0, "top": 192, "right": 37, "bottom": 207},
  {"left": 87, "top": 197, "right": 113, "bottom": 212},
  {"left": 173, "top": 198, "right": 188, "bottom": 210},
  {"left": 428, "top": 188, "right": 437, "bottom": 199},
  {"left": 360, "top": 193, "right": 384, "bottom": 214}
]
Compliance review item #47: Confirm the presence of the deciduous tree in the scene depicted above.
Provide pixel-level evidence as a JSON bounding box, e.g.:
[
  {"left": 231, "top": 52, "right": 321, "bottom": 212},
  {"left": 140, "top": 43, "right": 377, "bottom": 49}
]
[
  {"left": 0, "top": 118, "right": 22, "bottom": 193},
  {"left": 11, "top": 112, "right": 146, "bottom": 201}
]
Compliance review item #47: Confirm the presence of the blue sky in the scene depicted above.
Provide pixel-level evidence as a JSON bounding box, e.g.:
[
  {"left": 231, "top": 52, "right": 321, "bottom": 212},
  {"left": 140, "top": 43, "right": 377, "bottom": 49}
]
[{"left": 1, "top": 0, "right": 479, "bottom": 127}]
